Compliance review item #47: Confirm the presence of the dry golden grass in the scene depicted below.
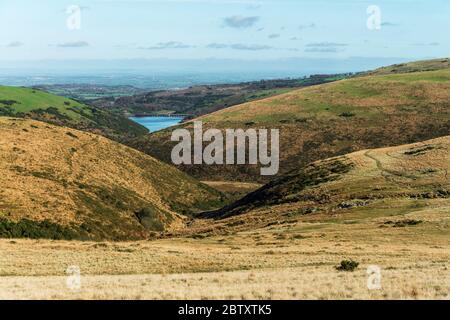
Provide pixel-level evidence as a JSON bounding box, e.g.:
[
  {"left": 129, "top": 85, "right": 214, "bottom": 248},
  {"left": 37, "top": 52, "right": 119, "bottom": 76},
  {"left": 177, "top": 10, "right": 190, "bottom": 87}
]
[
  {"left": 1, "top": 199, "right": 449, "bottom": 299},
  {"left": 187, "top": 136, "right": 450, "bottom": 239},
  {"left": 202, "top": 181, "right": 262, "bottom": 194},
  {"left": 2, "top": 267, "right": 448, "bottom": 300},
  {"left": 1, "top": 122, "right": 449, "bottom": 300},
  {"left": 0, "top": 118, "right": 223, "bottom": 239}
]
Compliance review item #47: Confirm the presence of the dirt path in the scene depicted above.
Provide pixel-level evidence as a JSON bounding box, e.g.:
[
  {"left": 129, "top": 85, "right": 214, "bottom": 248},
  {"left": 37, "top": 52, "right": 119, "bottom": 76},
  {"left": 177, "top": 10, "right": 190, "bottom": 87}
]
[{"left": 364, "top": 150, "right": 417, "bottom": 183}]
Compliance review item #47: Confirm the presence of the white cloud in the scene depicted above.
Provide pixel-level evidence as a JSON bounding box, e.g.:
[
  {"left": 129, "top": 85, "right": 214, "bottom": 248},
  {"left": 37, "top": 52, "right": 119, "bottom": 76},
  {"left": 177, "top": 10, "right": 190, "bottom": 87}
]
[{"left": 223, "top": 15, "right": 260, "bottom": 29}]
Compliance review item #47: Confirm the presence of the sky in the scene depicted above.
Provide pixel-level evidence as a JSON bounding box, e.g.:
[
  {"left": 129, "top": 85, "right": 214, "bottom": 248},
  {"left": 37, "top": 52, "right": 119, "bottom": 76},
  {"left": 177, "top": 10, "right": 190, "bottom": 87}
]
[{"left": 0, "top": 0, "right": 449, "bottom": 62}]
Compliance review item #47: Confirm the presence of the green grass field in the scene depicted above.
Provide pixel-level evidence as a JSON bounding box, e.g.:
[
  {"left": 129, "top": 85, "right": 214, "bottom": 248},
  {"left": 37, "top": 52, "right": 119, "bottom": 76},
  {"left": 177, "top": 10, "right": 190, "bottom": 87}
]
[
  {"left": 0, "top": 86, "right": 148, "bottom": 141},
  {"left": 0, "top": 86, "right": 92, "bottom": 120}
]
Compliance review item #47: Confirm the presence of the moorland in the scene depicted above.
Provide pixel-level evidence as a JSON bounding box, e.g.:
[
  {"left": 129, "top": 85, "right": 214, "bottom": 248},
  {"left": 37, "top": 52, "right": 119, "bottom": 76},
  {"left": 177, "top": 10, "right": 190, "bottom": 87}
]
[{"left": 0, "top": 58, "right": 449, "bottom": 300}]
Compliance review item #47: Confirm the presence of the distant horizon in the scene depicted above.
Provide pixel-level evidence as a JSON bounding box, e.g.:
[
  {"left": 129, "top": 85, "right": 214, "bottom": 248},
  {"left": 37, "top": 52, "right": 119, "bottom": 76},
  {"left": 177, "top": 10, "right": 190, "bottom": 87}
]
[
  {"left": 0, "top": 56, "right": 419, "bottom": 74},
  {"left": 0, "top": 56, "right": 417, "bottom": 88}
]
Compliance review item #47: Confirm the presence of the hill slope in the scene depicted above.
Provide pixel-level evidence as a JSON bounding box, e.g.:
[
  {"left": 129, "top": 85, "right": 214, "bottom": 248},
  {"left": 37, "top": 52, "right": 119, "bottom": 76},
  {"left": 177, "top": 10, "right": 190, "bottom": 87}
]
[
  {"left": 2, "top": 136, "right": 450, "bottom": 300},
  {"left": 199, "top": 136, "right": 450, "bottom": 230},
  {"left": 90, "top": 74, "right": 347, "bottom": 118},
  {"left": 363, "top": 57, "right": 450, "bottom": 76},
  {"left": 0, "top": 86, "right": 147, "bottom": 141},
  {"left": 136, "top": 66, "right": 450, "bottom": 182},
  {"left": 0, "top": 118, "right": 225, "bottom": 240}
]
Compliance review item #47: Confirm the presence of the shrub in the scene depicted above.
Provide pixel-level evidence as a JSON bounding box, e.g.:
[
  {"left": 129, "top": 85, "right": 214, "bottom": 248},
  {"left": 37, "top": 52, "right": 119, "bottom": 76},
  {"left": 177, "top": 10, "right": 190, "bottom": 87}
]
[
  {"left": 191, "top": 234, "right": 207, "bottom": 239},
  {"left": 0, "top": 218, "right": 76, "bottom": 240},
  {"left": 339, "top": 112, "right": 356, "bottom": 118},
  {"left": 404, "top": 145, "right": 435, "bottom": 156},
  {"left": 0, "top": 99, "right": 18, "bottom": 106},
  {"left": 384, "top": 219, "right": 423, "bottom": 228},
  {"left": 336, "top": 259, "right": 359, "bottom": 272},
  {"left": 135, "top": 208, "right": 165, "bottom": 232},
  {"left": 66, "top": 132, "right": 79, "bottom": 139}
]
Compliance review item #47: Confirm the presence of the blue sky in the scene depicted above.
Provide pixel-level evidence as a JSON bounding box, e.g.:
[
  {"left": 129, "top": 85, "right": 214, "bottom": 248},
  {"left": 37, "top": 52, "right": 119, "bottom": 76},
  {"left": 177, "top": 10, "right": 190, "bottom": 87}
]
[{"left": 0, "top": 0, "right": 449, "bottom": 61}]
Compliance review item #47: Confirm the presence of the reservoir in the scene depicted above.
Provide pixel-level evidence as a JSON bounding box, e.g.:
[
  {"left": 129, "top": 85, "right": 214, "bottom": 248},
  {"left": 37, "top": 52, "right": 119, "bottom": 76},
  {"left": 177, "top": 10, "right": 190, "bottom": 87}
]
[{"left": 129, "top": 116, "right": 184, "bottom": 133}]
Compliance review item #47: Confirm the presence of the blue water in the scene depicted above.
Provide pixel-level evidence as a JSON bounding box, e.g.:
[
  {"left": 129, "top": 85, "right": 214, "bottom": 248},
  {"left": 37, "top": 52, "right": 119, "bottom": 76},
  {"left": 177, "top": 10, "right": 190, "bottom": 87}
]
[{"left": 129, "top": 116, "right": 184, "bottom": 132}]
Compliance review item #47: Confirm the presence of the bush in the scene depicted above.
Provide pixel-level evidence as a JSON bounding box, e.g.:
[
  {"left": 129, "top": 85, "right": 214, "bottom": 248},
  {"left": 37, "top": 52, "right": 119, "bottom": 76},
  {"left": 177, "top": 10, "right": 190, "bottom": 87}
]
[
  {"left": 384, "top": 219, "right": 422, "bottom": 228},
  {"left": 66, "top": 132, "right": 79, "bottom": 139},
  {"left": 339, "top": 112, "right": 356, "bottom": 118},
  {"left": 404, "top": 145, "right": 435, "bottom": 156},
  {"left": 0, "top": 218, "right": 76, "bottom": 240},
  {"left": 134, "top": 208, "right": 165, "bottom": 232},
  {"left": 191, "top": 234, "right": 207, "bottom": 239},
  {"left": 0, "top": 99, "right": 18, "bottom": 106},
  {"left": 336, "top": 259, "right": 359, "bottom": 272}
]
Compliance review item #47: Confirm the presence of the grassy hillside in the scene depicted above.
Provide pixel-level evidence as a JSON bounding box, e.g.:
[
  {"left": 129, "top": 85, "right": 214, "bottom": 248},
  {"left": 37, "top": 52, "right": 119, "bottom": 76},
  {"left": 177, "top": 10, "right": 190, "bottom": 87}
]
[
  {"left": 0, "top": 118, "right": 225, "bottom": 241},
  {"left": 0, "top": 86, "right": 148, "bottom": 141},
  {"left": 90, "top": 74, "right": 347, "bottom": 118},
  {"left": 1, "top": 135, "right": 449, "bottom": 299},
  {"left": 199, "top": 135, "right": 450, "bottom": 232},
  {"left": 363, "top": 57, "right": 450, "bottom": 76},
  {"left": 136, "top": 66, "right": 450, "bottom": 182}
]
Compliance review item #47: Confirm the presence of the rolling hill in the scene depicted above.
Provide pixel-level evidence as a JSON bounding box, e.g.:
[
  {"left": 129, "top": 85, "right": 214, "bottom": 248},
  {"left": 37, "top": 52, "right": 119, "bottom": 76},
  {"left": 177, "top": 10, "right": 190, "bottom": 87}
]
[
  {"left": 0, "top": 86, "right": 148, "bottom": 141},
  {"left": 2, "top": 130, "right": 449, "bottom": 300},
  {"left": 197, "top": 135, "right": 450, "bottom": 232},
  {"left": 0, "top": 118, "right": 225, "bottom": 241},
  {"left": 90, "top": 74, "right": 347, "bottom": 118},
  {"left": 362, "top": 57, "right": 450, "bottom": 76},
  {"left": 135, "top": 62, "right": 450, "bottom": 183}
]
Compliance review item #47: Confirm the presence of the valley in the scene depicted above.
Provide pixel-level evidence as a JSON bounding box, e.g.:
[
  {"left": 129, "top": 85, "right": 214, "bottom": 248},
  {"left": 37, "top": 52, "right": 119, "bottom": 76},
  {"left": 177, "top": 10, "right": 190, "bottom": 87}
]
[
  {"left": 3, "top": 0, "right": 450, "bottom": 304},
  {"left": 0, "top": 118, "right": 225, "bottom": 241},
  {"left": 135, "top": 61, "right": 450, "bottom": 183},
  {"left": 88, "top": 74, "right": 348, "bottom": 118},
  {"left": 0, "top": 58, "right": 449, "bottom": 300}
]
